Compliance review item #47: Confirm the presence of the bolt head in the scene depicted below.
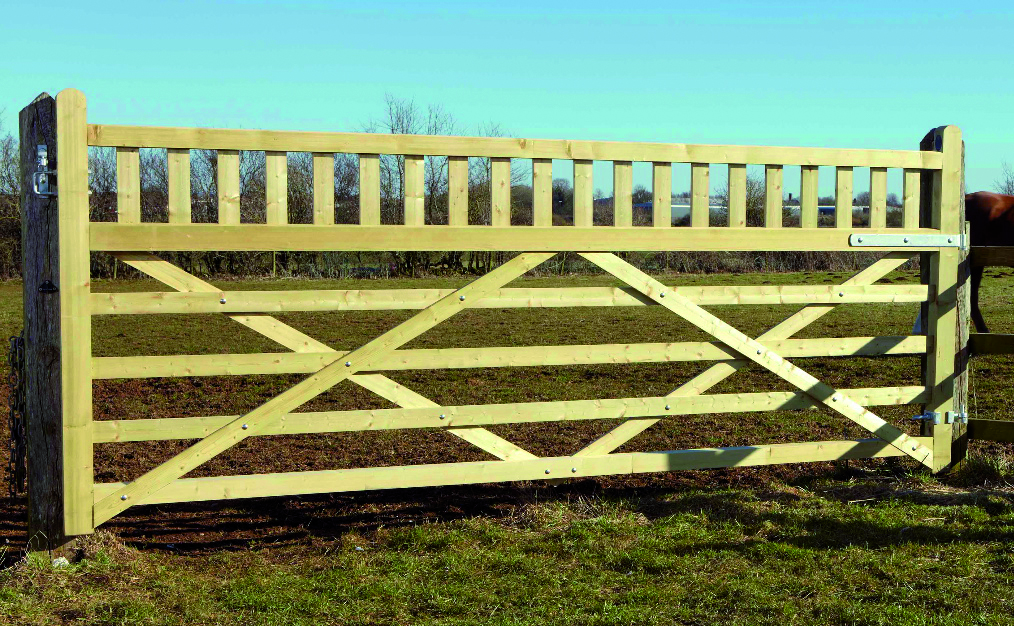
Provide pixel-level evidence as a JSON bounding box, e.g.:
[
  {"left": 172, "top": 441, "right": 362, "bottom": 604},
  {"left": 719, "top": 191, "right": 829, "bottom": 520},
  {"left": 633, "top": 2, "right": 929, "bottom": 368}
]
[
  {"left": 947, "top": 237, "right": 953, "bottom": 243},
  {"left": 345, "top": 361, "right": 352, "bottom": 367},
  {"left": 857, "top": 237, "right": 863, "bottom": 243},
  {"left": 659, "top": 292, "right": 666, "bottom": 298},
  {"left": 838, "top": 292, "right": 844, "bottom": 297},
  {"left": 665, "top": 405, "right": 671, "bottom": 411},
  {"left": 756, "top": 349, "right": 762, "bottom": 355},
  {"left": 242, "top": 424, "right": 248, "bottom": 430},
  {"left": 544, "top": 469, "right": 551, "bottom": 475},
  {"left": 439, "top": 414, "right": 446, "bottom": 420},
  {"left": 120, "top": 495, "right": 128, "bottom": 501},
  {"left": 903, "top": 237, "right": 909, "bottom": 243},
  {"left": 571, "top": 467, "right": 577, "bottom": 473},
  {"left": 459, "top": 295, "right": 466, "bottom": 301},
  {"left": 220, "top": 298, "right": 227, "bottom": 304}
]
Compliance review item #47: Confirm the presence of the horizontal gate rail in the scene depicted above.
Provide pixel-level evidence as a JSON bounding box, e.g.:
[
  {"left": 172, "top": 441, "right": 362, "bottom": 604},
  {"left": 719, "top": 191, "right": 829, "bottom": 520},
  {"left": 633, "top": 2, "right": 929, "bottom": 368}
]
[
  {"left": 90, "top": 225, "right": 954, "bottom": 252},
  {"left": 91, "top": 337, "right": 928, "bottom": 379},
  {"left": 91, "top": 386, "right": 930, "bottom": 443},
  {"left": 968, "top": 334, "right": 1014, "bottom": 356},
  {"left": 89, "top": 284, "right": 931, "bottom": 315},
  {"left": 91, "top": 437, "right": 934, "bottom": 507}
]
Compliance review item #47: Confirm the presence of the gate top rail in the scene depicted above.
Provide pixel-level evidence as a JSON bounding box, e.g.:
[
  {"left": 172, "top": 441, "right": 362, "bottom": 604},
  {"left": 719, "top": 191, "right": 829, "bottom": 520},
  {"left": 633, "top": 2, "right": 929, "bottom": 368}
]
[{"left": 88, "top": 124, "right": 943, "bottom": 169}]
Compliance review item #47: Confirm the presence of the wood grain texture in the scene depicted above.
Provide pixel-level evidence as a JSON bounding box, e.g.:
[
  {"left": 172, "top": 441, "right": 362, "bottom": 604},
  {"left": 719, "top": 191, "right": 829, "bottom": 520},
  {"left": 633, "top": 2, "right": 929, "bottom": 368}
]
[
  {"left": 447, "top": 155, "right": 468, "bottom": 225},
  {"left": 265, "top": 151, "right": 287, "bottom": 225},
  {"left": 765, "top": 165, "right": 783, "bottom": 228},
  {"left": 728, "top": 164, "right": 747, "bottom": 228},
  {"left": 88, "top": 124, "right": 944, "bottom": 169},
  {"left": 613, "top": 161, "right": 632, "bottom": 227},
  {"left": 652, "top": 163, "right": 671, "bottom": 227},
  {"left": 533, "top": 158, "right": 553, "bottom": 227},
  {"left": 20, "top": 93, "right": 71, "bottom": 551},
  {"left": 573, "top": 160, "right": 593, "bottom": 227},
  {"left": 691, "top": 163, "right": 709, "bottom": 227},
  {"left": 800, "top": 166, "right": 818, "bottom": 229},
  {"left": 358, "top": 154, "right": 380, "bottom": 225},
  {"left": 217, "top": 150, "right": 240, "bottom": 224},
  {"left": 312, "top": 152, "right": 335, "bottom": 225},
  {"left": 115, "top": 147, "right": 140, "bottom": 223},
  {"left": 167, "top": 148, "right": 191, "bottom": 224}
]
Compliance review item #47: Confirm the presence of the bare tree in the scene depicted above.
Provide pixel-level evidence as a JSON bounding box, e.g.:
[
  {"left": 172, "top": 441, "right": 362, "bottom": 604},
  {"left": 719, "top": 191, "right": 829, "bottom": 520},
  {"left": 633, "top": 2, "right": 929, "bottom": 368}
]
[
  {"left": 0, "top": 116, "right": 21, "bottom": 277},
  {"left": 995, "top": 161, "right": 1014, "bottom": 195}
]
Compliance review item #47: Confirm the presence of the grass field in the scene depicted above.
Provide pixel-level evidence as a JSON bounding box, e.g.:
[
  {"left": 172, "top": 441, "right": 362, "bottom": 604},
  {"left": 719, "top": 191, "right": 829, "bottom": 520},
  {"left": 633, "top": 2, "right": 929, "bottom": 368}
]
[{"left": 1, "top": 263, "right": 1013, "bottom": 625}]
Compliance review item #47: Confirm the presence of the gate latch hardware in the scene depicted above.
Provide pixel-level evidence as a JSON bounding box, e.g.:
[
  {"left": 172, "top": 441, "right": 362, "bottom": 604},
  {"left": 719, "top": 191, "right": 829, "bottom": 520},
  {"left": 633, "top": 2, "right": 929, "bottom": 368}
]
[
  {"left": 912, "top": 411, "right": 941, "bottom": 425},
  {"left": 945, "top": 411, "right": 968, "bottom": 425},
  {"left": 913, "top": 411, "right": 967, "bottom": 425},
  {"left": 32, "top": 145, "right": 56, "bottom": 197},
  {"left": 849, "top": 233, "right": 967, "bottom": 250}
]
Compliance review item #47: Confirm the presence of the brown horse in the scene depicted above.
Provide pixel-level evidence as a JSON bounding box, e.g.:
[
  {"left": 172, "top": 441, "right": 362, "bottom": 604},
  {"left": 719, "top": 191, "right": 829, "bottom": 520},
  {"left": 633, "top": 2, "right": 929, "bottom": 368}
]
[{"left": 966, "top": 191, "right": 1014, "bottom": 333}]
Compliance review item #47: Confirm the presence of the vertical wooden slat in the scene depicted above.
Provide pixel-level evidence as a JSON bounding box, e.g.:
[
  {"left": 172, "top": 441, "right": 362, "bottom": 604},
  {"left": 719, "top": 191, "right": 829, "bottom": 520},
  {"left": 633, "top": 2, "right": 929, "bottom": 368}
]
[
  {"left": 358, "top": 154, "right": 380, "bottom": 225},
  {"left": 613, "top": 161, "right": 632, "bottom": 227},
  {"left": 691, "top": 163, "right": 710, "bottom": 227},
  {"left": 573, "top": 160, "right": 593, "bottom": 227},
  {"left": 56, "top": 89, "right": 92, "bottom": 536},
  {"left": 903, "top": 168, "right": 921, "bottom": 230},
  {"left": 800, "top": 165, "right": 818, "bottom": 228},
  {"left": 217, "top": 149, "right": 240, "bottom": 224},
  {"left": 728, "top": 164, "right": 747, "bottom": 228},
  {"left": 491, "top": 157, "right": 510, "bottom": 226},
  {"left": 115, "top": 147, "right": 140, "bottom": 223},
  {"left": 167, "top": 148, "right": 191, "bottom": 224},
  {"left": 265, "top": 151, "right": 287, "bottom": 225},
  {"left": 532, "top": 158, "right": 553, "bottom": 227},
  {"left": 404, "top": 155, "right": 425, "bottom": 226},
  {"left": 870, "top": 167, "right": 888, "bottom": 228},
  {"left": 835, "top": 166, "right": 853, "bottom": 228},
  {"left": 765, "top": 165, "right": 783, "bottom": 228},
  {"left": 925, "top": 126, "right": 963, "bottom": 472},
  {"left": 312, "top": 152, "right": 335, "bottom": 225},
  {"left": 533, "top": 158, "right": 553, "bottom": 227},
  {"left": 652, "top": 162, "right": 671, "bottom": 227},
  {"left": 447, "top": 155, "right": 468, "bottom": 226}
]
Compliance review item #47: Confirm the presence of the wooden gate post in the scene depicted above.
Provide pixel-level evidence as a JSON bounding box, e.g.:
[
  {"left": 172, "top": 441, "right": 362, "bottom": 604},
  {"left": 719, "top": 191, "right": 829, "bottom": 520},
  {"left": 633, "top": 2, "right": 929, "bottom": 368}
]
[
  {"left": 919, "top": 126, "right": 967, "bottom": 472},
  {"left": 19, "top": 89, "right": 93, "bottom": 553}
]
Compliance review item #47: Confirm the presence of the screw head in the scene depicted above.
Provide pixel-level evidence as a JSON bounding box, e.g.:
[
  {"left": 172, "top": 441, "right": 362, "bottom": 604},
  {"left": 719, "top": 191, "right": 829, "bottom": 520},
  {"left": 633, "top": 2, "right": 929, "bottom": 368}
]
[
  {"left": 220, "top": 298, "right": 227, "bottom": 304},
  {"left": 120, "top": 495, "right": 128, "bottom": 501},
  {"left": 912, "top": 444, "right": 918, "bottom": 451},
  {"left": 832, "top": 396, "right": 838, "bottom": 402},
  {"left": 571, "top": 467, "right": 577, "bottom": 473},
  {"left": 838, "top": 292, "right": 844, "bottom": 297},
  {"left": 659, "top": 292, "right": 666, "bottom": 298},
  {"left": 439, "top": 414, "right": 446, "bottom": 420},
  {"left": 345, "top": 361, "right": 352, "bottom": 367},
  {"left": 903, "top": 237, "right": 909, "bottom": 243},
  {"left": 241, "top": 424, "right": 248, "bottom": 430},
  {"left": 857, "top": 236, "right": 864, "bottom": 243},
  {"left": 459, "top": 295, "right": 466, "bottom": 301},
  {"left": 756, "top": 349, "right": 762, "bottom": 355},
  {"left": 665, "top": 405, "right": 671, "bottom": 411},
  {"left": 947, "top": 237, "right": 953, "bottom": 244},
  {"left": 545, "top": 469, "right": 551, "bottom": 475}
]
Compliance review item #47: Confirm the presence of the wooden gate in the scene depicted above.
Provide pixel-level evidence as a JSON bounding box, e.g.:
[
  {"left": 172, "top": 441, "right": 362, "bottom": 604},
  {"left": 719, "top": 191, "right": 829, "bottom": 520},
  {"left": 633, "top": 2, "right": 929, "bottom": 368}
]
[{"left": 20, "top": 89, "right": 966, "bottom": 548}]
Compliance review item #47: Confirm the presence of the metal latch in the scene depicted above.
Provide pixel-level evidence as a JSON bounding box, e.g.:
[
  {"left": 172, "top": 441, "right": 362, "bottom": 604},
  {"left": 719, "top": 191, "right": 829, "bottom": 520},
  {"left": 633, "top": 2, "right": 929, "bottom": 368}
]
[
  {"left": 850, "top": 233, "right": 967, "bottom": 250},
  {"left": 913, "top": 411, "right": 967, "bottom": 425},
  {"left": 32, "top": 145, "right": 56, "bottom": 197},
  {"left": 913, "top": 411, "right": 941, "bottom": 425},
  {"left": 945, "top": 411, "right": 968, "bottom": 425}
]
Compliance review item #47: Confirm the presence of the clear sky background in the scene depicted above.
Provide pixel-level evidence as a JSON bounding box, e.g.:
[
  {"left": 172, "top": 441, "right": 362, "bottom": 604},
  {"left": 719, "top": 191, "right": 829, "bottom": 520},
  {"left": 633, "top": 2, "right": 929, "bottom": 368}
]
[{"left": 3, "top": 0, "right": 1012, "bottom": 197}]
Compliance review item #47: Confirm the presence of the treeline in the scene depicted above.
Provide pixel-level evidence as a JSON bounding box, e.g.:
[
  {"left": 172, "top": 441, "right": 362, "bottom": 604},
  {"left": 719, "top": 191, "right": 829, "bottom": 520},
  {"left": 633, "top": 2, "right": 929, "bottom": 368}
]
[{"left": 0, "top": 97, "right": 913, "bottom": 280}]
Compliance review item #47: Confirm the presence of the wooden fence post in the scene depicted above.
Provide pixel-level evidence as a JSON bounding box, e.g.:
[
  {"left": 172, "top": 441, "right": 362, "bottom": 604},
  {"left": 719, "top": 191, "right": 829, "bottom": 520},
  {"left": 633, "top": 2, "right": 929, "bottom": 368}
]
[
  {"left": 919, "top": 126, "right": 967, "bottom": 472},
  {"left": 19, "top": 89, "right": 93, "bottom": 553}
]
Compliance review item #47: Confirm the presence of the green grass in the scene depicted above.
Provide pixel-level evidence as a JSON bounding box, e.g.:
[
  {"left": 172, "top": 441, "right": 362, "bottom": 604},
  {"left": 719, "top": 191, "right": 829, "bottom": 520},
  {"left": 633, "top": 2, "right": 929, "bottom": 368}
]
[{"left": 1, "top": 265, "right": 1013, "bottom": 625}]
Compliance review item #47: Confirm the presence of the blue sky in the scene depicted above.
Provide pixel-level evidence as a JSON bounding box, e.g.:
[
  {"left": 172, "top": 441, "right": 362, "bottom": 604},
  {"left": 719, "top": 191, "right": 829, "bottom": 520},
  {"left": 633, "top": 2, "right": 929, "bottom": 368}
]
[{"left": 3, "top": 1, "right": 1012, "bottom": 196}]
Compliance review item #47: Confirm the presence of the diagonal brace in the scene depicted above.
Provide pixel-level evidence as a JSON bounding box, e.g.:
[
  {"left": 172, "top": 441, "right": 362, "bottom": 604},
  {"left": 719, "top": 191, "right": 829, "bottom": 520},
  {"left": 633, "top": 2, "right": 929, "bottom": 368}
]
[
  {"left": 94, "top": 252, "right": 552, "bottom": 525},
  {"left": 576, "top": 253, "right": 914, "bottom": 456},
  {"left": 580, "top": 252, "right": 932, "bottom": 466},
  {"left": 114, "top": 252, "right": 535, "bottom": 461}
]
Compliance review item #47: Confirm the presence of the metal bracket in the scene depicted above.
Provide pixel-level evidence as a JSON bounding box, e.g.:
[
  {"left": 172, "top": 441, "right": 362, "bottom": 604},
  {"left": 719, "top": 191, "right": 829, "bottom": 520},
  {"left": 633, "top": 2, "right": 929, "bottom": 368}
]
[
  {"left": 912, "top": 411, "right": 942, "bottom": 425},
  {"left": 912, "top": 411, "right": 967, "bottom": 425},
  {"left": 850, "top": 233, "right": 967, "bottom": 250},
  {"left": 38, "top": 280, "right": 58, "bottom": 294},
  {"left": 32, "top": 145, "right": 56, "bottom": 197},
  {"left": 945, "top": 411, "right": 968, "bottom": 425}
]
